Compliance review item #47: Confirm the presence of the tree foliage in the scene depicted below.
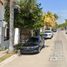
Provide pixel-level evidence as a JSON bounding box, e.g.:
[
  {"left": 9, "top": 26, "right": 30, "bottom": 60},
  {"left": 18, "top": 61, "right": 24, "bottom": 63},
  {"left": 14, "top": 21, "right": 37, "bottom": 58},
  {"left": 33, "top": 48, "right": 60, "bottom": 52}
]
[
  {"left": 58, "top": 19, "right": 67, "bottom": 28},
  {"left": 4, "top": 0, "right": 10, "bottom": 23},
  {"left": 43, "top": 12, "right": 58, "bottom": 28},
  {"left": 14, "top": 0, "right": 43, "bottom": 30}
]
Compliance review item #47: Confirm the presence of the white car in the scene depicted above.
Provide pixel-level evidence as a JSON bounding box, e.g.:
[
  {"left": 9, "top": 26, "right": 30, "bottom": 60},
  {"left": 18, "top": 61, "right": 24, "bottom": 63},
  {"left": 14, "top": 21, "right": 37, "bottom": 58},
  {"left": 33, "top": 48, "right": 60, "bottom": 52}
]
[{"left": 43, "top": 30, "right": 53, "bottom": 39}]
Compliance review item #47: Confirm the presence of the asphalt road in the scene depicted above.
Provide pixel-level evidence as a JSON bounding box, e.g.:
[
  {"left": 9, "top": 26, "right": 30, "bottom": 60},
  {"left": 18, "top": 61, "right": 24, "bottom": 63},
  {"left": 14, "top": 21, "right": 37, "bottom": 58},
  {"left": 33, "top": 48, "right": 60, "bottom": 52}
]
[{"left": 0, "top": 31, "right": 67, "bottom": 67}]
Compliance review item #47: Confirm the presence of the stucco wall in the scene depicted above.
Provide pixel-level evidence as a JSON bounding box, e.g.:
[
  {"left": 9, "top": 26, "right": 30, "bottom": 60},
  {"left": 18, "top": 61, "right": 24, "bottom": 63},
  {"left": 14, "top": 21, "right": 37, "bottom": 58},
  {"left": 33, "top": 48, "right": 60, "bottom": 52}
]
[{"left": 0, "top": 0, "right": 4, "bottom": 20}]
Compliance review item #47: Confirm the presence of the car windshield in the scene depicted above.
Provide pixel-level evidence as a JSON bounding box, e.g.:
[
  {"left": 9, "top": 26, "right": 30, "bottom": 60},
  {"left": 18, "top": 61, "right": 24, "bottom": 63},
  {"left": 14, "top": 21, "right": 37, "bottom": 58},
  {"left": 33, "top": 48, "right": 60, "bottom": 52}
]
[
  {"left": 28, "top": 37, "right": 39, "bottom": 42},
  {"left": 22, "top": 37, "right": 39, "bottom": 46},
  {"left": 23, "top": 43, "right": 38, "bottom": 46}
]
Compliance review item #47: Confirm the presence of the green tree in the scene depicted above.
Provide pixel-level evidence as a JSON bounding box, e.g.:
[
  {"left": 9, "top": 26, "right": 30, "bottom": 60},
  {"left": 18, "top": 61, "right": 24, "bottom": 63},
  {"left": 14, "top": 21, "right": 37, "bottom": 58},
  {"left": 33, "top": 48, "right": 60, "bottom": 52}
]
[
  {"left": 4, "top": 0, "right": 10, "bottom": 23},
  {"left": 57, "top": 19, "right": 67, "bottom": 29},
  {"left": 4, "top": 0, "right": 10, "bottom": 40},
  {"left": 14, "top": 0, "right": 43, "bottom": 29},
  {"left": 5, "top": 0, "right": 43, "bottom": 44},
  {"left": 54, "top": 13, "right": 58, "bottom": 20},
  {"left": 14, "top": 0, "right": 43, "bottom": 42},
  {"left": 43, "top": 12, "right": 55, "bottom": 28}
]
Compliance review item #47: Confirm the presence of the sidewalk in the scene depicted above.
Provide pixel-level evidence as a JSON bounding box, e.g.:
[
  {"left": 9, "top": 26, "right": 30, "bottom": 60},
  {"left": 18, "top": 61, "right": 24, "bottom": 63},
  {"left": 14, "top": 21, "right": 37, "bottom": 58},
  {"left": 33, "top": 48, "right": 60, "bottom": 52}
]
[
  {"left": 0, "top": 49, "right": 18, "bottom": 67},
  {"left": 0, "top": 54, "right": 18, "bottom": 67},
  {"left": 0, "top": 47, "right": 19, "bottom": 67}
]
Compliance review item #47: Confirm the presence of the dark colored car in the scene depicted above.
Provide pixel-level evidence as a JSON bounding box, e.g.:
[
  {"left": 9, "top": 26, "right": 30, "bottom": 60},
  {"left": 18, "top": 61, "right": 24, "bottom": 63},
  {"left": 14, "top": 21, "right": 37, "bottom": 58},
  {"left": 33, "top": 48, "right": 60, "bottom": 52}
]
[{"left": 19, "top": 36, "right": 44, "bottom": 54}]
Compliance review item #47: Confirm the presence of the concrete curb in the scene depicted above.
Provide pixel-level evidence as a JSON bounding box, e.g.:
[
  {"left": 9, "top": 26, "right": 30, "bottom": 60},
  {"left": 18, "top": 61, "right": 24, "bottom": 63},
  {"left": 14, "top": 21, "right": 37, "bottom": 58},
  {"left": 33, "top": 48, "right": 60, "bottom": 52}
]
[{"left": 0, "top": 54, "right": 18, "bottom": 67}]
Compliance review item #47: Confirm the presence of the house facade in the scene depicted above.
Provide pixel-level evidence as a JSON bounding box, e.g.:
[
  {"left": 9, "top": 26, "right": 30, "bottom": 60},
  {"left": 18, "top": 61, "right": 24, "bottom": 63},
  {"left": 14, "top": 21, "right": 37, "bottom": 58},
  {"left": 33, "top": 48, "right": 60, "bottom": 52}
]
[
  {"left": 0, "top": 0, "right": 6, "bottom": 49},
  {"left": 0, "top": 0, "right": 4, "bottom": 28}
]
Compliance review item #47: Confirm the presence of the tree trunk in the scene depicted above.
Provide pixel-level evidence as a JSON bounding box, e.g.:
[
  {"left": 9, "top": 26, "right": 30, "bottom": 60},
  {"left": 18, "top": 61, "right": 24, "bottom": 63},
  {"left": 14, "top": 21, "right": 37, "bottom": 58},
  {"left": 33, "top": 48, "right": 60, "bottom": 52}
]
[
  {"left": 31, "top": 30, "right": 34, "bottom": 37},
  {"left": 9, "top": 0, "right": 14, "bottom": 53}
]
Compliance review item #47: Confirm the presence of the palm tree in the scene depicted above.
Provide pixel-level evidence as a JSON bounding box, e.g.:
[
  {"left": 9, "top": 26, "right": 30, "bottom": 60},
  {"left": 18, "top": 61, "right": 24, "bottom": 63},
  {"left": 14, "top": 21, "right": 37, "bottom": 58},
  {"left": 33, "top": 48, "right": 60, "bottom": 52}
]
[
  {"left": 9, "top": 0, "right": 14, "bottom": 53},
  {"left": 16, "top": 0, "right": 37, "bottom": 39}
]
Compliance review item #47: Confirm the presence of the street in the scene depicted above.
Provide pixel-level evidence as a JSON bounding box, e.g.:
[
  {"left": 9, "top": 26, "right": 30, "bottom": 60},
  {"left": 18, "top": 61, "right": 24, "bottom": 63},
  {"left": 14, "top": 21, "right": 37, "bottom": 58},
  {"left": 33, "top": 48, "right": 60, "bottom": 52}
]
[{"left": 0, "top": 31, "right": 67, "bottom": 67}]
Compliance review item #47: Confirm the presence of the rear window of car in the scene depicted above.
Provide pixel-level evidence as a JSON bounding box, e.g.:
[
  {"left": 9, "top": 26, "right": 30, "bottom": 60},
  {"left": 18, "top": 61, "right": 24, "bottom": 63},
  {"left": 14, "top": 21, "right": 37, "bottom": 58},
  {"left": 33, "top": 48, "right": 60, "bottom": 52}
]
[{"left": 45, "top": 31, "right": 52, "bottom": 33}]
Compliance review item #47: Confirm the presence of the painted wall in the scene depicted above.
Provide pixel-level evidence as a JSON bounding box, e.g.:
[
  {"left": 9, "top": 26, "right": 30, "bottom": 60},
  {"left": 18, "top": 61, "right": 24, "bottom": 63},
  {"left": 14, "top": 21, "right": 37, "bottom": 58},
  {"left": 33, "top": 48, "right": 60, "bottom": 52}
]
[
  {"left": 0, "top": 0, "right": 4, "bottom": 21},
  {"left": 14, "top": 28, "right": 20, "bottom": 45}
]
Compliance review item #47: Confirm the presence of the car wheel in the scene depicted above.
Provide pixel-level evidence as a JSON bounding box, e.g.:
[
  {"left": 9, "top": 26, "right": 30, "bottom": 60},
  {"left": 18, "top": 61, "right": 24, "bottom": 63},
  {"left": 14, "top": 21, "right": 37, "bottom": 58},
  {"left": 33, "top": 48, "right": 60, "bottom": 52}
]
[
  {"left": 66, "top": 32, "right": 67, "bottom": 34},
  {"left": 42, "top": 45, "right": 45, "bottom": 48},
  {"left": 38, "top": 47, "right": 41, "bottom": 53},
  {"left": 51, "top": 36, "right": 53, "bottom": 39}
]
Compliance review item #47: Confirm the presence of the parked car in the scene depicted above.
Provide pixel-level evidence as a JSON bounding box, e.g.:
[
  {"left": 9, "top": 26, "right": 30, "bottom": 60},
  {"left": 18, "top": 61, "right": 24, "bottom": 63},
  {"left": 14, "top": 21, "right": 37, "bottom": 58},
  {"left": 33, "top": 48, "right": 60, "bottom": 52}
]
[
  {"left": 43, "top": 30, "right": 53, "bottom": 39},
  {"left": 52, "top": 29, "right": 57, "bottom": 32},
  {"left": 65, "top": 30, "right": 67, "bottom": 34},
  {"left": 19, "top": 36, "right": 44, "bottom": 54}
]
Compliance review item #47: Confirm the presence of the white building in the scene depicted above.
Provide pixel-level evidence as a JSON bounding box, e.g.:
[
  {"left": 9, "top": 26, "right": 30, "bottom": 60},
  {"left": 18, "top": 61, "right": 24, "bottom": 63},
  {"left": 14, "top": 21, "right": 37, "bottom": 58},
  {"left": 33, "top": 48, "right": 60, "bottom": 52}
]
[{"left": 0, "top": 0, "right": 8, "bottom": 49}]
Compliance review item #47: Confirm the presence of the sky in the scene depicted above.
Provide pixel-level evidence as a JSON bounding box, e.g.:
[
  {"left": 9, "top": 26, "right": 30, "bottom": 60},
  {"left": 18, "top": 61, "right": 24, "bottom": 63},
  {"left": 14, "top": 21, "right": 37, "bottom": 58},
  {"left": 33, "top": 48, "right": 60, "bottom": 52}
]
[{"left": 38, "top": 0, "right": 67, "bottom": 24}]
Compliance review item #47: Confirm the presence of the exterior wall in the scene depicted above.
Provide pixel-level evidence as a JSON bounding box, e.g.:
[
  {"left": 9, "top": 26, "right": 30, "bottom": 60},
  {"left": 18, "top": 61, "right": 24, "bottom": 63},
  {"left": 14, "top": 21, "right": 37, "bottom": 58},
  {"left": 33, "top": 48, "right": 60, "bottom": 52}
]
[
  {"left": 14, "top": 28, "right": 20, "bottom": 45},
  {"left": 0, "top": 0, "right": 6, "bottom": 49},
  {"left": 0, "top": 0, "right": 4, "bottom": 26}
]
